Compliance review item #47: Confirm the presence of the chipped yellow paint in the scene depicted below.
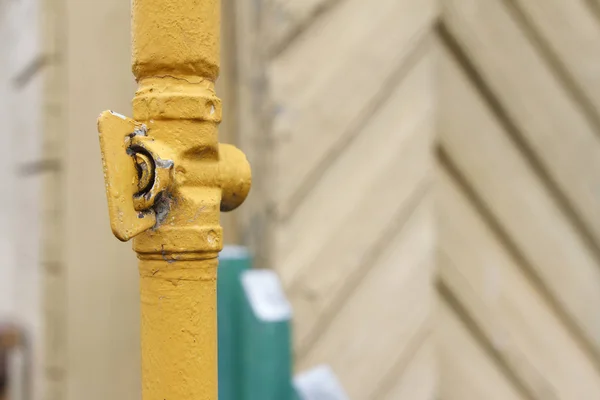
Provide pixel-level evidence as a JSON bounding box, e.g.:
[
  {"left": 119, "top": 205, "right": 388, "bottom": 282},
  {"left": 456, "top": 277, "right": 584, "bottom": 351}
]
[{"left": 97, "top": 0, "right": 251, "bottom": 399}]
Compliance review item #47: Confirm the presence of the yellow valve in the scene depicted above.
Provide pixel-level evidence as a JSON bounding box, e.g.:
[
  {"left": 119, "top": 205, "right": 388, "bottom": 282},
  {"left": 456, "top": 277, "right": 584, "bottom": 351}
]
[
  {"left": 98, "top": 110, "right": 251, "bottom": 242},
  {"left": 96, "top": 0, "right": 251, "bottom": 398}
]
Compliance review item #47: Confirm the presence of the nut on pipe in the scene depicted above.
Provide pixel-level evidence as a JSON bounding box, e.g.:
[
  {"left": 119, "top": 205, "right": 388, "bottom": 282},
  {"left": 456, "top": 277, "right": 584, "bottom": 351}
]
[{"left": 219, "top": 143, "right": 251, "bottom": 212}]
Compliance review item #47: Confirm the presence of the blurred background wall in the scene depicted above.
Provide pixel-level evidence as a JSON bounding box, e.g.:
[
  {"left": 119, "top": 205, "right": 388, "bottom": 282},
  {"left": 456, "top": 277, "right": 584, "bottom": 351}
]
[
  {"left": 0, "top": 0, "right": 65, "bottom": 398},
  {"left": 2, "top": 0, "right": 600, "bottom": 399},
  {"left": 438, "top": 1, "right": 600, "bottom": 399}
]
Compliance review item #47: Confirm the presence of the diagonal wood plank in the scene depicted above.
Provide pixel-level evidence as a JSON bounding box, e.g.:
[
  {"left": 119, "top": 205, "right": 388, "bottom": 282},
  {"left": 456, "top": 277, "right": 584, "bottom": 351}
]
[
  {"left": 438, "top": 167, "right": 600, "bottom": 400},
  {"left": 438, "top": 300, "right": 527, "bottom": 400},
  {"left": 508, "top": 0, "right": 600, "bottom": 115},
  {"left": 291, "top": 156, "right": 431, "bottom": 356},
  {"left": 274, "top": 50, "right": 434, "bottom": 285},
  {"left": 285, "top": 107, "right": 433, "bottom": 352},
  {"left": 263, "top": 0, "right": 340, "bottom": 55},
  {"left": 297, "top": 198, "right": 433, "bottom": 399},
  {"left": 270, "top": 0, "right": 435, "bottom": 217},
  {"left": 444, "top": 0, "right": 600, "bottom": 249},
  {"left": 439, "top": 41, "right": 600, "bottom": 357}
]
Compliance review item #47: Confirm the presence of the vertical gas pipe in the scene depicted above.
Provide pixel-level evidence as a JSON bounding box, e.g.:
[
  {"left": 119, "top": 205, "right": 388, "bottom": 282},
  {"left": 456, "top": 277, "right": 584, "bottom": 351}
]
[{"left": 96, "top": 1, "right": 251, "bottom": 399}]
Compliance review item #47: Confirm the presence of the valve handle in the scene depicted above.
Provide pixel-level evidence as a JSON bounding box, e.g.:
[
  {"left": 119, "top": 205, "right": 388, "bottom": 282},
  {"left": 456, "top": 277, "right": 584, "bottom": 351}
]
[{"left": 98, "top": 111, "right": 157, "bottom": 241}]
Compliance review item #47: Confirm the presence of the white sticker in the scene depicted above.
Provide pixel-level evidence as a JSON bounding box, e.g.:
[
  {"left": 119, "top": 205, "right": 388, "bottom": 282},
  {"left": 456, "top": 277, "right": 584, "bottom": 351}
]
[
  {"left": 241, "top": 270, "right": 292, "bottom": 322},
  {"left": 294, "top": 365, "right": 349, "bottom": 400}
]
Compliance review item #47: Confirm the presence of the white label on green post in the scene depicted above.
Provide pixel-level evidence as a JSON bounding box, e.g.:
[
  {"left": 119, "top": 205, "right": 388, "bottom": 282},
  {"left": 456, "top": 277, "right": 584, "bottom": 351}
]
[
  {"left": 220, "top": 245, "right": 250, "bottom": 260},
  {"left": 241, "top": 270, "right": 292, "bottom": 322},
  {"left": 294, "top": 365, "right": 349, "bottom": 400}
]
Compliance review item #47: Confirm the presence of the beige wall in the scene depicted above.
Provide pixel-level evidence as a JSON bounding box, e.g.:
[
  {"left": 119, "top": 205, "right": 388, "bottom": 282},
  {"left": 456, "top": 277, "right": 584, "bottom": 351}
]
[
  {"left": 439, "top": 1, "right": 600, "bottom": 399},
  {"left": 64, "top": 1, "right": 140, "bottom": 398}
]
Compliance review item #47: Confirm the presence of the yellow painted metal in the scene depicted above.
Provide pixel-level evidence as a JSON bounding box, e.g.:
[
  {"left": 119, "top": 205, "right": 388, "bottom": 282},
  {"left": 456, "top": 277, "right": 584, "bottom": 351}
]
[
  {"left": 97, "top": 112, "right": 157, "bottom": 241},
  {"left": 97, "top": 0, "right": 251, "bottom": 399}
]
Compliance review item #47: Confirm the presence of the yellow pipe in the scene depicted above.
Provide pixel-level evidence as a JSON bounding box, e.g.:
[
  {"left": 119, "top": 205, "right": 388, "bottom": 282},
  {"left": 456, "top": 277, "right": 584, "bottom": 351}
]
[
  {"left": 139, "top": 259, "right": 218, "bottom": 399},
  {"left": 96, "top": 0, "right": 251, "bottom": 399}
]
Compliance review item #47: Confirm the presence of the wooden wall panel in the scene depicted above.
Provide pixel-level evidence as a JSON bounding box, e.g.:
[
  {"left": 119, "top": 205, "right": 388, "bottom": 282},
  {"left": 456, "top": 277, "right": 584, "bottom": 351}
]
[
  {"left": 287, "top": 75, "right": 433, "bottom": 354},
  {"left": 510, "top": 0, "right": 600, "bottom": 114},
  {"left": 297, "top": 199, "right": 433, "bottom": 399},
  {"left": 438, "top": 168, "right": 600, "bottom": 399},
  {"left": 444, "top": 0, "right": 600, "bottom": 249},
  {"left": 269, "top": 0, "right": 435, "bottom": 216},
  {"left": 440, "top": 42, "right": 600, "bottom": 356},
  {"left": 246, "top": 0, "right": 439, "bottom": 398},
  {"left": 275, "top": 49, "right": 433, "bottom": 287},
  {"left": 438, "top": 301, "right": 528, "bottom": 400},
  {"left": 439, "top": 0, "right": 600, "bottom": 398}
]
